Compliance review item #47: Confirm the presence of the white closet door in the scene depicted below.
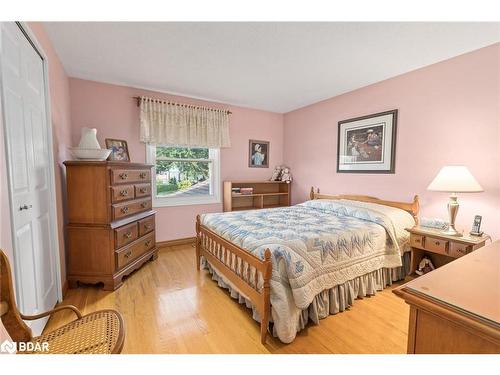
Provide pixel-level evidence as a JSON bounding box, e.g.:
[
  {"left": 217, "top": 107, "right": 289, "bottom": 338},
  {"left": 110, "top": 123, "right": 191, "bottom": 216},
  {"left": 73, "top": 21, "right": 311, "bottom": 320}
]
[{"left": 1, "top": 22, "right": 59, "bottom": 336}]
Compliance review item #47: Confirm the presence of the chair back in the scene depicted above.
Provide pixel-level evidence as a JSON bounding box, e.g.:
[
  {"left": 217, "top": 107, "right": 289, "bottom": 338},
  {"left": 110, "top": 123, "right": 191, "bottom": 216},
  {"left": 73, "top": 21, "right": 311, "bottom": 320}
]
[{"left": 0, "top": 249, "right": 32, "bottom": 342}]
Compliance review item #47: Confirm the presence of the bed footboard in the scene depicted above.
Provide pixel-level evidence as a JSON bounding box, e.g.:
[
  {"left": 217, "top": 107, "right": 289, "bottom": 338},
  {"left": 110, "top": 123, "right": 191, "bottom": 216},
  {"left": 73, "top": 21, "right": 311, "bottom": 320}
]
[{"left": 196, "top": 215, "right": 272, "bottom": 344}]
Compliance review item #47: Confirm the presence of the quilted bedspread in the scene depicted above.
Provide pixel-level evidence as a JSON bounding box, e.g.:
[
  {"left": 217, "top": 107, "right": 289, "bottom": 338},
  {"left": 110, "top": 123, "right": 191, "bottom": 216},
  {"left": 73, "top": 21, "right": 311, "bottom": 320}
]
[{"left": 200, "top": 199, "right": 415, "bottom": 342}]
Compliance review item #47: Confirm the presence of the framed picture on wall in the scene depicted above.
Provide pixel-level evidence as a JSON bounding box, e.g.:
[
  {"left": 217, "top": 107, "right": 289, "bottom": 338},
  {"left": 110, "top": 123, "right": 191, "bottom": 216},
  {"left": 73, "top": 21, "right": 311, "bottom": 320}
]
[
  {"left": 248, "top": 139, "right": 269, "bottom": 168},
  {"left": 337, "top": 109, "right": 398, "bottom": 173},
  {"left": 105, "top": 138, "right": 131, "bottom": 162}
]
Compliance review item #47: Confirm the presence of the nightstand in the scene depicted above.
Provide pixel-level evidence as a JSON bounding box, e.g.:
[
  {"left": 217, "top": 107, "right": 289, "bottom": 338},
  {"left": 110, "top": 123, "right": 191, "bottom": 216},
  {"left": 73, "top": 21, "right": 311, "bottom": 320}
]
[{"left": 406, "top": 226, "right": 490, "bottom": 275}]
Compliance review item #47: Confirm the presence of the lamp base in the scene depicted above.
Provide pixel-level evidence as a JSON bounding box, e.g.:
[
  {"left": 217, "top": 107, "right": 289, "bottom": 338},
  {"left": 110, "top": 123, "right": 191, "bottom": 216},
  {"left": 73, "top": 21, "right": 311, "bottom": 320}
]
[
  {"left": 443, "top": 194, "right": 462, "bottom": 237},
  {"left": 441, "top": 228, "right": 463, "bottom": 237}
]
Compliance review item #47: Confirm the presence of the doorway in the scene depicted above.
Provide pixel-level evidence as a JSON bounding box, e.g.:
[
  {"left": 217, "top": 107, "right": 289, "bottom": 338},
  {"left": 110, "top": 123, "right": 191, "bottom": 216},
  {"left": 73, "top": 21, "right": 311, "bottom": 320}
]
[{"left": 0, "top": 22, "right": 62, "bottom": 336}]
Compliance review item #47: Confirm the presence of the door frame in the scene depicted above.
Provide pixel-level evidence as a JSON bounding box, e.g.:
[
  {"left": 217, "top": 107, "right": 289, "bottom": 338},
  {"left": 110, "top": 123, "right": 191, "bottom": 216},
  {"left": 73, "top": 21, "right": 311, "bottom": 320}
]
[{"left": 0, "top": 21, "right": 63, "bottom": 306}]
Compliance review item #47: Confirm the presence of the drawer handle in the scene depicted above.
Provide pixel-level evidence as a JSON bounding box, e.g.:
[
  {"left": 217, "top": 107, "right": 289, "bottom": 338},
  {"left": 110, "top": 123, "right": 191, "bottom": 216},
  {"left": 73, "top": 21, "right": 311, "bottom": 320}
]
[
  {"left": 140, "top": 188, "right": 147, "bottom": 194},
  {"left": 141, "top": 202, "right": 148, "bottom": 208},
  {"left": 119, "top": 172, "right": 128, "bottom": 180},
  {"left": 435, "top": 241, "right": 440, "bottom": 245},
  {"left": 145, "top": 240, "right": 152, "bottom": 247},
  {"left": 144, "top": 224, "right": 152, "bottom": 230},
  {"left": 414, "top": 238, "right": 421, "bottom": 243},
  {"left": 124, "top": 250, "right": 132, "bottom": 258},
  {"left": 120, "top": 190, "right": 129, "bottom": 197},
  {"left": 140, "top": 172, "right": 147, "bottom": 179},
  {"left": 124, "top": 232, "right": 132, "bottom": 239},
  {"left": 121, "top": 207, "right": 129, "bottom": 214}
]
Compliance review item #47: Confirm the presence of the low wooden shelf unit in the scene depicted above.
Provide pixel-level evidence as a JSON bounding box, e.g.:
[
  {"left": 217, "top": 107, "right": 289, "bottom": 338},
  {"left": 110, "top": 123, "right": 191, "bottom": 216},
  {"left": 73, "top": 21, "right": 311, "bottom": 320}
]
[{"left": 223, "top": 180, "right": 291, "bottom": 212}]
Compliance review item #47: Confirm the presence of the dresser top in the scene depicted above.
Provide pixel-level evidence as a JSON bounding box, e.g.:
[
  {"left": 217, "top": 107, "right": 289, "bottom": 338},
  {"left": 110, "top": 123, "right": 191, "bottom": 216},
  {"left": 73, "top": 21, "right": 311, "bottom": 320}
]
[
  {"left": 406, "top": 226, "right": 489, "bottom": 245},
  {"left": 64, "top": 160, "right": 153, "bottom": 168},
  {"left": 400, "top": 240, "right": 499, "bottom": 327},
  {"left": 225, "top": 180, "right": 289, "bottom": 184}
]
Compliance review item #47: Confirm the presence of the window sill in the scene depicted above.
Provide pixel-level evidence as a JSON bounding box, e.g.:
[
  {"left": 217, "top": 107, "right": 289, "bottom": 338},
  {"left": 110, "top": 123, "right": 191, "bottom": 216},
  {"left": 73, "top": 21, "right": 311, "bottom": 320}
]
[{"left": 152, "top": 196, "right": 221, "bottom": 208}]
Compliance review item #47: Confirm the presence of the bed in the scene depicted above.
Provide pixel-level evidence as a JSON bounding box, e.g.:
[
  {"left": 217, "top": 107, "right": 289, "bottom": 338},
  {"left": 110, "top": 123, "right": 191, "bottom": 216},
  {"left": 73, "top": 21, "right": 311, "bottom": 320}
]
[{"left": 195, "top": 187, "right": 419, "bottom": 344}]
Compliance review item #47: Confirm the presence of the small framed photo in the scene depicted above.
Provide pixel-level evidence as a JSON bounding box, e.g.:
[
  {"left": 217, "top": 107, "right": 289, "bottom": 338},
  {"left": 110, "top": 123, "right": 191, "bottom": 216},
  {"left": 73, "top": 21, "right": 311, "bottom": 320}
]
[
  {"left": 248, "top": 140, "right": 269, "bottom": 168},
  {"left": 337, "top": 109, "right": 398, "bottom": 173},
  {"left": 105, "top": 138, "right": 130, "bottom": 162}
]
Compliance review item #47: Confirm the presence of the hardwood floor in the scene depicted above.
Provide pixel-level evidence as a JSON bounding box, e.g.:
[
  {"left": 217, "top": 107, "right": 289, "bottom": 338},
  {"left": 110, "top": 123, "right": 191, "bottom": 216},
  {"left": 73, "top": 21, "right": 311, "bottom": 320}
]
[{"left": 44, "top": 244, "right": 410, "bottom": 353}]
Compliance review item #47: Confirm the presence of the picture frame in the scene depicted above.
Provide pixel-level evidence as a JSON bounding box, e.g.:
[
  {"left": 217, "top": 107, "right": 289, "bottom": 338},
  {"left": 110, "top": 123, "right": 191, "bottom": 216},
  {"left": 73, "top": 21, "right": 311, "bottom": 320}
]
[
  {"left": 248, "top": 139, "right": 269, "bottom": 168},
  {"left": 336, "top": 109, "right": 398, "bottom": 173},
  {"left": 105, "top": 138, "right": 131, "bottom": 162}
]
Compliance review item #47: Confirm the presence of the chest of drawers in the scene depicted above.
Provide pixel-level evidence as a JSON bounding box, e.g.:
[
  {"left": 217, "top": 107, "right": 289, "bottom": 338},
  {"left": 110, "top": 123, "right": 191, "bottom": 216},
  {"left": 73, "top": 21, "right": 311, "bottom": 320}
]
[{"left": 64, "top": 161, "right": 158, "bottom": 290}]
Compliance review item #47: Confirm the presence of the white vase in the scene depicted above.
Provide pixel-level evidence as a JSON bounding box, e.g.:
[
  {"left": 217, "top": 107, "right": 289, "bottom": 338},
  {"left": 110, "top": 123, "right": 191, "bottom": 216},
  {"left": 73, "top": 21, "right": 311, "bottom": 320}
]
[{"left": 78, "top": 127, "right": 101, "bottom": 149}]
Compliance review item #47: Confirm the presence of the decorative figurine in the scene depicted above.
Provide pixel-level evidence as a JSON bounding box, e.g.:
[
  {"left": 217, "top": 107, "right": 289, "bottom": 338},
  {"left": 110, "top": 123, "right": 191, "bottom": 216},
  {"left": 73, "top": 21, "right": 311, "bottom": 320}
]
[
  {"left": 270, "top": 165, "right": 283, "bottom": 181},
  {"left": 280, "top": 167, "right": 292, "bottom": 183},
  {"left": 415, "top": 256, "right": 435, "bottom": 276}
]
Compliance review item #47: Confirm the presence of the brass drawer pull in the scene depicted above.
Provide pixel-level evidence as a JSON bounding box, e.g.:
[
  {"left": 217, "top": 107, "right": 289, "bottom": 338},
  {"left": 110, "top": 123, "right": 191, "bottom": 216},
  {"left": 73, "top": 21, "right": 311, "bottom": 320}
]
[
  {"left": 124, "top": 232, "right": 132, "bottom": 239},
  {"left": 119, "top": 173, "right": 128, "bottom": 180},
  {"left": 144, "top": 224, "right": 152, "bottom": 230},
  {"left": 124, "top": 250, "right": 132, "bottom": 258},
  {"left": 140, "top": 188, "right": 147, "bottom": 194},
  {"left": 120, "top": 190, "right": 129, "bottom": 197},
  {"left": 121, "top": 207, "right": 129, "bottom": 214},
  {"left": 141, "top": 202, "right": 148, "bottom": 208},
  {"left": 435, "top": 241, "right": 440, "bottom": 245},
  {"left": 139, "top": 172, "right": 147, "bottom": 179},
  {"left": 414, "top": 238, "right": 421, "bottom": 243},
  {"left": 145, "top": 240, "right": 152, "bottom": 247}
]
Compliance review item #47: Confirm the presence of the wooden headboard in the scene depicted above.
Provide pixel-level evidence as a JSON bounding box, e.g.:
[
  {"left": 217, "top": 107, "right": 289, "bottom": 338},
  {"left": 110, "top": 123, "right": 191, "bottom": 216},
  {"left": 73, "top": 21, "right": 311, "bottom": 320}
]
[{"left": 309, "top": 187, "right": 420, "bottom": 224}]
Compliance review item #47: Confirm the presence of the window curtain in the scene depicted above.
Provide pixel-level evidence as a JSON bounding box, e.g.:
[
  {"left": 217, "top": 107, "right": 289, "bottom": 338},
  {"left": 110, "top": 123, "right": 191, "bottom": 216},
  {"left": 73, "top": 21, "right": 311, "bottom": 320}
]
[{"left": 139, "top": 96, "right": 231, "bottom": 148}]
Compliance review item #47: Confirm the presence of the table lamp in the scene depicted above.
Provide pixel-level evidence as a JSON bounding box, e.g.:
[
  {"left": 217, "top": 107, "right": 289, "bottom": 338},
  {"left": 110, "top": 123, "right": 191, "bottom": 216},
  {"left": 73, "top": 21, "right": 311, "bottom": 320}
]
[{"left": 427, "top": 166, "right": 483, "bottom": 237}]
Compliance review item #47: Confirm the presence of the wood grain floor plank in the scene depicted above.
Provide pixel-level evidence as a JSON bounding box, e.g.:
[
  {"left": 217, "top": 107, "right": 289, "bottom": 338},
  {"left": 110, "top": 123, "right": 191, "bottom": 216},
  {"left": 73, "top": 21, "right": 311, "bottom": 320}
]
[{"left": 44, "top": 245, "right": 409, "bottom": 353}]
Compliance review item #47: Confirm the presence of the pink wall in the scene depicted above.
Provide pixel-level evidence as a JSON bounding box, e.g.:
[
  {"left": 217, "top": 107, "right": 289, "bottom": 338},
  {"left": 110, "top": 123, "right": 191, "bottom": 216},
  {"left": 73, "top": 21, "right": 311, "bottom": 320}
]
[
  {"left": 284, "top": 43, "right": 500, "bottom": 239},
  {"left": 68, "top": 78, "right": 284, "bottom": 241}
]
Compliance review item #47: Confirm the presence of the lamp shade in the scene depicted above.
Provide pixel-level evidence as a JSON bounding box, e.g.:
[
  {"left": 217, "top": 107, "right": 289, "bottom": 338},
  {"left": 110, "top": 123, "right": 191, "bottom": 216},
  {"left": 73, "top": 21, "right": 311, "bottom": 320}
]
[{"left": 427, "top": 166, "right": 483, "bottom": 192}]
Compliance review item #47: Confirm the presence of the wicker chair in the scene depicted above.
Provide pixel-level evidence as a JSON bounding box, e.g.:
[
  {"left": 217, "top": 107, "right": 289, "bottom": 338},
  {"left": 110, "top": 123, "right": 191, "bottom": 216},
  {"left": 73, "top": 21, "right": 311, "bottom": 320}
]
[{"left": 0, "top": 249, "right": 125, "bottom": 354}]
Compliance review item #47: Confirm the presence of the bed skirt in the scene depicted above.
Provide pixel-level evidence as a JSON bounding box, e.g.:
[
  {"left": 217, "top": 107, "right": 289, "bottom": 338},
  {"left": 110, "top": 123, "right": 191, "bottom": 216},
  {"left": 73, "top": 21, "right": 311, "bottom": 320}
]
[{"left": 203, "top": 251, "right": 410, "bottom": 342}]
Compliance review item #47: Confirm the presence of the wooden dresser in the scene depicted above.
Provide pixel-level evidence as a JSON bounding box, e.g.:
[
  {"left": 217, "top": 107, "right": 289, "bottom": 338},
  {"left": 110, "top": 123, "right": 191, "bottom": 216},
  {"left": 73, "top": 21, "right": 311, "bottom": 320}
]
[
  {"left": 64, "top": 161, "right": 158, "bottom": 291},
  {"left": 394, "top": 240, "right": 500, "bottom": 354}
]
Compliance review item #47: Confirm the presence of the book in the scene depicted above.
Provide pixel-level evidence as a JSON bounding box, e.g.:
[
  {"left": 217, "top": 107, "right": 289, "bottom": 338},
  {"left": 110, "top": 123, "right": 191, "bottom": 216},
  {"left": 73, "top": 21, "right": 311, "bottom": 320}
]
[{"left": 240, "top": 188, "right": 254, "bottom": 195}]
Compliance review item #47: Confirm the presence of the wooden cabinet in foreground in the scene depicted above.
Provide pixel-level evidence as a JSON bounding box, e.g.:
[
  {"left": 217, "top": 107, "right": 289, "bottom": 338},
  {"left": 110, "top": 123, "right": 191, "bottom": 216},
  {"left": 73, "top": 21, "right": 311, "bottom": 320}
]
[
  {"left": 394, "top": 240, "right": 500, "bottom": 354},
  {"left": 223, "top": 180, "right": 291, "bottom": 212},
  {"left": 64, "top": 161, "right": 158, "bottom": 291}
]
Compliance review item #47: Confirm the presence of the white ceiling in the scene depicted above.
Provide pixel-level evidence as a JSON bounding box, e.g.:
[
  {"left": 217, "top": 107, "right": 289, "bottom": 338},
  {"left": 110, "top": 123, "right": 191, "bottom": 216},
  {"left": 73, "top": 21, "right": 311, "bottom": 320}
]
[{"left": 43, "top": 22, "right": 500, "bottom": 113}]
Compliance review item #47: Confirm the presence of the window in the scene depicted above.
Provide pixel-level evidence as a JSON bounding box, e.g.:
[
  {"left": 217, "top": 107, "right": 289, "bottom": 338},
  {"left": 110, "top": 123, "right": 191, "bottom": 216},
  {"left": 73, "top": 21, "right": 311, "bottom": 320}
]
[{"left": 146, "top": 144, "right": 220, "bottom": 207}]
